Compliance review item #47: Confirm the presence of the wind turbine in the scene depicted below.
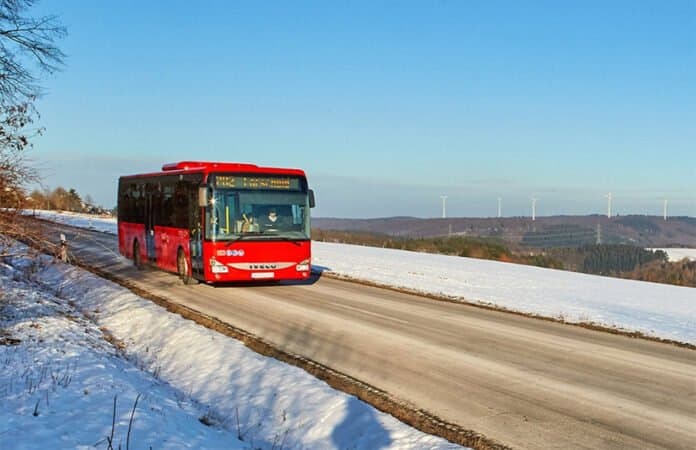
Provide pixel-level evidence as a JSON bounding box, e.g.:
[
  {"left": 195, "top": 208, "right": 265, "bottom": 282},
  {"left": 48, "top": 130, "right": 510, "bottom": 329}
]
[
  {"left": 531, "top": 197, "right": 537, "bottom": 221},
  {"left": 440, "top": 195, "right": 447, "bottom": 219},
  {"left": 497, "top": 197, "right": 502, "bottom": 218},
  {"left": 605, "top": 192, "right": 612, "bottom": 218},
  {"left": 663, "top": 199, "right": 668, "bottom": 221}
]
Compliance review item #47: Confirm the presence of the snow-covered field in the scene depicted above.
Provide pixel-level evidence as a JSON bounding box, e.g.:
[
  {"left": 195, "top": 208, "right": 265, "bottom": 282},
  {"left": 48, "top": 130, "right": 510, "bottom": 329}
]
[
  {"left": 0, "top": 245, "right": 460, "bottom": 449},
  {"left": 650, "top": 248, "right": 696, "bottom": 262},
  {"left": 312, "top": 243, "right": 696, "bottom": 344},
  {"left": 30, "top": 210, "right": 116, "bottom": 234},
  {"left": 30, "top": 210, "right": 696, "bottom": 345}
]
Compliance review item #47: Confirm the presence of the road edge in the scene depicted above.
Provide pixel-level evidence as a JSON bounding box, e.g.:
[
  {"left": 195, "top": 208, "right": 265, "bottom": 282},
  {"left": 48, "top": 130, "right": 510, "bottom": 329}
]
[{"left": 316, "top": 270, "right": 696, "bottom": 351}]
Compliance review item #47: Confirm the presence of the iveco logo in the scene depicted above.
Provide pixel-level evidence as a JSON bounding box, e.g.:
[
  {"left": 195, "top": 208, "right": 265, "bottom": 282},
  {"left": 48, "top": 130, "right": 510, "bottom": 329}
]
[{"left": 250, "top": 264, "right": 277, "bottom": 270}]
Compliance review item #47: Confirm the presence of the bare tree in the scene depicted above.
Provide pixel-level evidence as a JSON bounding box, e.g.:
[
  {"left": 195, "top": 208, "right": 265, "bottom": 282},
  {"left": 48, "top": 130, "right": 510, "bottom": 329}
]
[
  {"left": 1, "top": 0, "right": 66, "bottom": 106},
  {"left": 0, "top": 100, "right": 38, "bottom": 205},
  {"left": 0, "top": 0, "right": 64, "bottom": 200},
  {"left": 1, "top": 0, "right": 65, "bottom": 254}
]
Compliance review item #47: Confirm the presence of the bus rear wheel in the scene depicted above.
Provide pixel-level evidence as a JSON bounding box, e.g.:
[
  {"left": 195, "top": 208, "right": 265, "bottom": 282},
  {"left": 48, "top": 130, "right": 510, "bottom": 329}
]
[{"left": 177, "top": 248, "right": 197, "bottom": 285}]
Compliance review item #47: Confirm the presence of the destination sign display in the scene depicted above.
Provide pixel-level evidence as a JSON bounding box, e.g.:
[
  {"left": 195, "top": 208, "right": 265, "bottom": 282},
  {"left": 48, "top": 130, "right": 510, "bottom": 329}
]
[{"left": 213, "top": 175, "right": 301, "bottom": 191}]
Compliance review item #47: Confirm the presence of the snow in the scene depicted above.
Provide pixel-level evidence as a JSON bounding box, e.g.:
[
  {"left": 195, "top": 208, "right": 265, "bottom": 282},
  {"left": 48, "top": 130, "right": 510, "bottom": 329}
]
[
  {"left": 30, "top": 210, "right": 116, "bottom": 235},
  {"left": 649, "top": 248, "right": 696, "bottom": 262},
  {"left": 311, "top": 243, "right": 696, "bottom": 344},
  {"left": 0, "top": 246, "right": 461, "bottom": 449}
]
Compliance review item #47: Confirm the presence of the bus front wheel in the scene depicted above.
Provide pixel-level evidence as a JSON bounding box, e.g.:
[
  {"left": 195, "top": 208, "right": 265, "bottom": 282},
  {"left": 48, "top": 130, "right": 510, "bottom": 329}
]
[{"left": 177, "top": 248, "right": 197, "bottom": 285}]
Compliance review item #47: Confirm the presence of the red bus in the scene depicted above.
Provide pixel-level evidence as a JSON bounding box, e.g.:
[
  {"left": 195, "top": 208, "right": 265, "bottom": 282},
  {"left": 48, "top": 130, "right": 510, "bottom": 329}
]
[{"left": 117, "top": 161, "right": 315, "bottom": 284}]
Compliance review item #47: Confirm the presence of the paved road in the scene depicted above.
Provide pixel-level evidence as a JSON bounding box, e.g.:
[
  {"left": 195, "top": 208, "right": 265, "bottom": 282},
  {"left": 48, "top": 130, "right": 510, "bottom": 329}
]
[{"left": 51, "top": 224, "right": 696, "bottom": 449}]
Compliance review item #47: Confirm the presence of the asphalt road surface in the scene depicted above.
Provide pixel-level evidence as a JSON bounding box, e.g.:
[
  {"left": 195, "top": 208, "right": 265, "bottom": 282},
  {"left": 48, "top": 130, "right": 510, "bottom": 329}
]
[{"left": 44, "top": 224, "right": 696, "bottom": 449}]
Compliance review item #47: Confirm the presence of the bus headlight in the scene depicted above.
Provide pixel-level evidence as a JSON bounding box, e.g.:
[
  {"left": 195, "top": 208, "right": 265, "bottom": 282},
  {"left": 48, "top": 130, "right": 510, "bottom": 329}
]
[
  {"left": 296, "top": 259, "right": 310, "bottom": 272},
  {"left": 209, "top": 258, "right": 229, "bottom": 273}
]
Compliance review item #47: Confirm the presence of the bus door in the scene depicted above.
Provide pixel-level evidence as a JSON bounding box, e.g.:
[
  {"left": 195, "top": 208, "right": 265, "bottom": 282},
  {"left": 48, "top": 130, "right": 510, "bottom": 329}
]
[
  {"left": 145, "top": 188, "right": 156, "bottom": 261},
  {"left": 189, "top": 189, "right": 203, "bottom": 278}
]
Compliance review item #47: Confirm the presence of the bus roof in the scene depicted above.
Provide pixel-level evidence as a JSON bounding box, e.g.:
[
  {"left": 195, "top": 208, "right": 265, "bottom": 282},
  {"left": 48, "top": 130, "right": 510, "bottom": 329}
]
[{"left": 121, "top": 161, "right": 307, "bottom": 179}]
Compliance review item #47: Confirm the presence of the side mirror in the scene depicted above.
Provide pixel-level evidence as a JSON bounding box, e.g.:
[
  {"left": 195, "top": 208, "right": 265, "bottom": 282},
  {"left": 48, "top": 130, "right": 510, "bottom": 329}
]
[
  {"left": 198, "top": 186, "right": 208, "bottom": 207},
  {"left": 309, "top": 189, "right": 316, "bottom": 208}
]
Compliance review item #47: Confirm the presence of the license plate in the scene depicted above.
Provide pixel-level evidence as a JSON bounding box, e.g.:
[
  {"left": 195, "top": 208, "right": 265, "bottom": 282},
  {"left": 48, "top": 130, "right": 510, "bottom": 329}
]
[{"left": 251, "top": 272, "right": 274, "bottom": 279}]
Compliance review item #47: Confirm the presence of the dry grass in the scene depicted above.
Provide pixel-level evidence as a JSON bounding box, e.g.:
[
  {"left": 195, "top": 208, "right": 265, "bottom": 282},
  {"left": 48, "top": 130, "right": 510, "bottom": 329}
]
[{"left": 0, "top": 210, "right": 61, "bottom": 259}]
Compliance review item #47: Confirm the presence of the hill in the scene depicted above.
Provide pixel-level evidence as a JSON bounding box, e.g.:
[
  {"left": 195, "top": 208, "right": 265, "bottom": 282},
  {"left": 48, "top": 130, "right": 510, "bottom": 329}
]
[{"left": 314, "top": 215, "right": 696, "bottom": 248}]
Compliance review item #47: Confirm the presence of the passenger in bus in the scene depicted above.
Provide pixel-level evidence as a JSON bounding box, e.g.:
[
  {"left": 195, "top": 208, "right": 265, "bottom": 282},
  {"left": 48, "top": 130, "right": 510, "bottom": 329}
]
[{"left": 239, "top": 213, "right": 258, "bottom": 233}]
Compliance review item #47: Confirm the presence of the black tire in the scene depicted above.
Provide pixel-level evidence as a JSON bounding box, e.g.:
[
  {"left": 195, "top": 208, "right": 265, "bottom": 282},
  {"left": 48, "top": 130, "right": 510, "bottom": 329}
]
[
  {"left": 177, "top": 248, "right": 198, "bottom": 285},
  {"left": 133, "top": 240, "right": 143, "bottom": 270}
]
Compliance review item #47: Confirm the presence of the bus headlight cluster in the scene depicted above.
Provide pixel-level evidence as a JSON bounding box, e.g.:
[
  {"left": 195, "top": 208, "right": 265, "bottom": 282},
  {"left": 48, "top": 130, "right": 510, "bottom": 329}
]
[
  {"left": 209, "top": 258, "right": 229, "bottom": 273},
  {"left": 296, "top": 259, "right": 310, "bottom": 272}
]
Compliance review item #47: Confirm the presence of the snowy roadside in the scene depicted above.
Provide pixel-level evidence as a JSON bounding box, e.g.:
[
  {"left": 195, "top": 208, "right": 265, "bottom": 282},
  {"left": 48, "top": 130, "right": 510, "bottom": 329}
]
[
  {"left": 0, "top": 250, "right": 240, "bottom": 449},
  {"left": 0, "top": 245, "right": 462, "bottom": 449}
]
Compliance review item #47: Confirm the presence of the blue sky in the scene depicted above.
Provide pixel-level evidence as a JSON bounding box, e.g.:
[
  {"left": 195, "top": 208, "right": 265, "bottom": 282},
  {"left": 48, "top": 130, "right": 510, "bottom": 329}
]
[{"left": 31, "top": 0, "right": 695, "bottom": 218}]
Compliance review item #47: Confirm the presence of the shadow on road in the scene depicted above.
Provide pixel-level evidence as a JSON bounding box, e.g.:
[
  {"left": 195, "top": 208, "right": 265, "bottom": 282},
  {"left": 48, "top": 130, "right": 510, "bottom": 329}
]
[{"left": 211, "top": 268, "right": 326, "bottom": 288}]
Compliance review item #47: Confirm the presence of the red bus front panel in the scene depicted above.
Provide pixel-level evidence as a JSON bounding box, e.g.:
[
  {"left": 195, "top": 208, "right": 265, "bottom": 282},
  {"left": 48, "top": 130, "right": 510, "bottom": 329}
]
[{"left": 201, "top": 240, "right": 311, "bottom": 282}]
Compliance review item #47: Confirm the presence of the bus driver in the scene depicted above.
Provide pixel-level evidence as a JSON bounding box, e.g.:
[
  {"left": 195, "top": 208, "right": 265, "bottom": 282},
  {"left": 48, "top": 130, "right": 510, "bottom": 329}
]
[{"left": 260, "top": 207, "right": 285, "bottom": 230}]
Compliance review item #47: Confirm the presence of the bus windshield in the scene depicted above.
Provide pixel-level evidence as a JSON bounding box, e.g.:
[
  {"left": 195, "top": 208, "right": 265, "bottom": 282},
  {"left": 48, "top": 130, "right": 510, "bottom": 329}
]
[{"left": 205, "top": 188, "right": 310, "bottom": 241}]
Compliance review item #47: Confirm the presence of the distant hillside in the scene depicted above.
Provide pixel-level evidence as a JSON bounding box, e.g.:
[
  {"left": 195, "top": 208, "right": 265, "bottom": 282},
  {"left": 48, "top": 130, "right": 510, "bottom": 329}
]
[{"left": 313, "top": 215, "right": 696, "bottom": 248}]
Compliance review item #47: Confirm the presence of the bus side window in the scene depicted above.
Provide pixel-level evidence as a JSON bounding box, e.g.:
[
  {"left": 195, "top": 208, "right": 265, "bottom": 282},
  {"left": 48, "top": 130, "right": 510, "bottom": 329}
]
[{"left": 292, "top": 205, "right": 304, "bottom": 225}]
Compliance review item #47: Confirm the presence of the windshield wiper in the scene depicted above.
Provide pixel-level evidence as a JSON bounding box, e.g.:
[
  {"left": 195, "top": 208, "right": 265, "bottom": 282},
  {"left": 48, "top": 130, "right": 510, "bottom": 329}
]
[
  {"left": 223, "top": 233, "right": 306, "bottom": 244},
  {"left": 224, "top": 233, "right": 257, "bottom": 244},
  {"left": 269, "top": 236, "right": 305, "bottom": 245},
  {"left": 222, "top": 230, "right": 273, "bottom": 244}
]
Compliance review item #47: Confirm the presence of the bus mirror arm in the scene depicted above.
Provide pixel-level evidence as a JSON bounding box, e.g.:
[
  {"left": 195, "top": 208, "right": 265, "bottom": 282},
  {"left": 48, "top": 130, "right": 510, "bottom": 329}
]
[
  {"left": 309, "top": 189, "right": 316, "bottom": 208},
  {"left": 198, "top": 186, "right": 208, "bottom": 207}
]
